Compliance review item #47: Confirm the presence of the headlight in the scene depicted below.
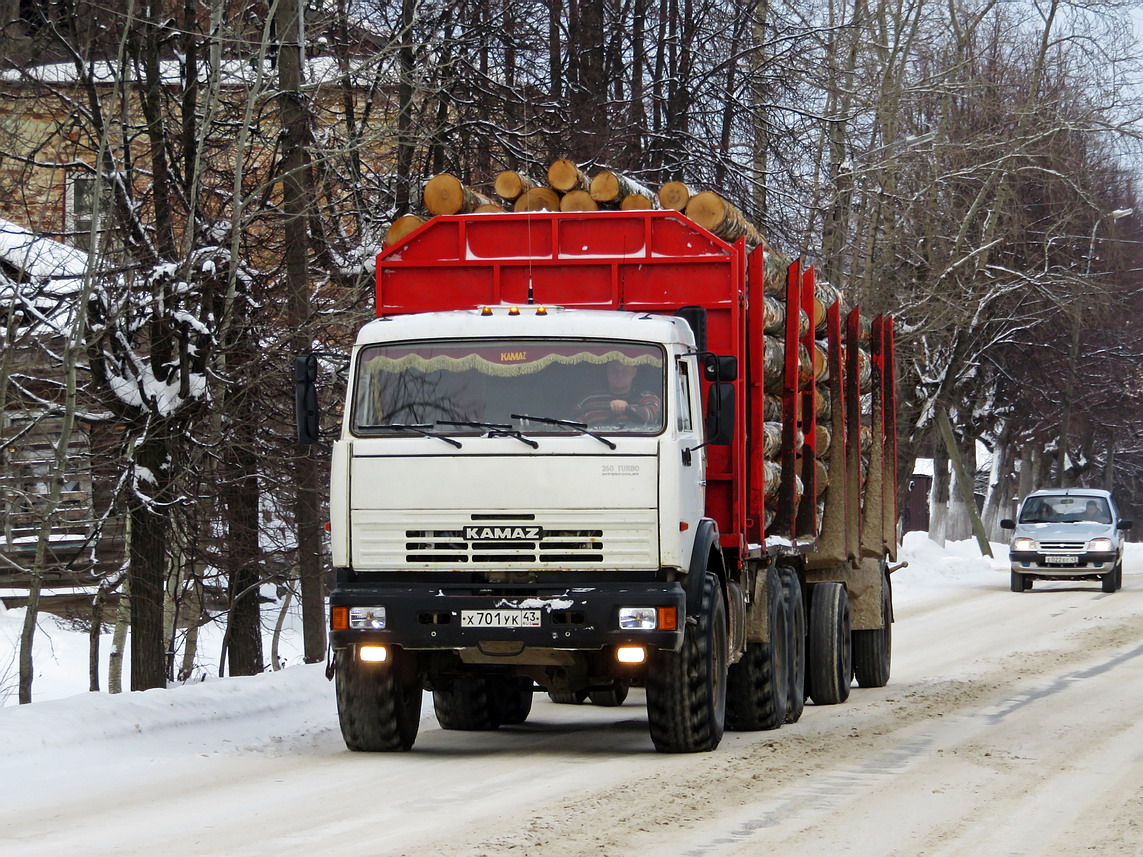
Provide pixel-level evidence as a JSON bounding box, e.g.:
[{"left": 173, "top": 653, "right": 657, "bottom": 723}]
[
  {"left": 619, "top": 607, "right": 658, "bottom": 630},
  {"left": 1088, "top": 538, "right": 1113, "bottom": 552},
  {"left": 1012, "top": 537, "right": 1037, "bottom": 551},
  {"left": 348, "top": 606, "right": 387, "bottom": 629}
]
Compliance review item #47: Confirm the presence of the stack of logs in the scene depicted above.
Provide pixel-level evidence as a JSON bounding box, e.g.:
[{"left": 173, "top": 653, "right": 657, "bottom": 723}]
[
  {"left": 383, "top": 159, "right": 874, "bottom": 533},
  {"left": 385, "top": 159, "right": 769, "bottom": 250}
]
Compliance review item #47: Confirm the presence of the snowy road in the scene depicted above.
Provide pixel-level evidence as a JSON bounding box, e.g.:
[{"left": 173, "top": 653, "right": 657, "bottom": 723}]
[{"left": 4, "top": 536, "right": 1143, "bottom": 856}]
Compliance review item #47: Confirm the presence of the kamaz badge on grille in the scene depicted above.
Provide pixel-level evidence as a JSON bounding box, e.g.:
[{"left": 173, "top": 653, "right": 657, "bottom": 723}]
[{"left": 464, "top": 525, "right": 543, "bottom": 540}]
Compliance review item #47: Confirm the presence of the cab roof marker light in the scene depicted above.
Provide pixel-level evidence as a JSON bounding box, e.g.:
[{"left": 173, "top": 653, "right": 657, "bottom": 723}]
[
  {"left": 536, "top": 306, "right": 548, "bottom": 315},
  {"left": 480, "top": 306, "right": 493, "bottom": 316},
  {"left": 508, "top": 306, "right": 521, "bottom": 315}
]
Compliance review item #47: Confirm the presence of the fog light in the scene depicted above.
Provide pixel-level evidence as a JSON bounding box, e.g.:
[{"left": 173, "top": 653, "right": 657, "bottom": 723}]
[
  {"left": 619, "top": 607, "right": 657, "bottom": 630},
  {"left": 617, "top": 646, "right": 646, "bottom": 664},
  {"left": 359, "top": 645, "right": 388, "bottom": 663},
  {"left": 349, "top": 606, "right": 386, "bottom": 630}
]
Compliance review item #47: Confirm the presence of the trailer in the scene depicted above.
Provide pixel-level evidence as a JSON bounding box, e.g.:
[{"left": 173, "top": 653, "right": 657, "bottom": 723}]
[{"left": 299, "top": 208, "right": 898, "bottom": 752}]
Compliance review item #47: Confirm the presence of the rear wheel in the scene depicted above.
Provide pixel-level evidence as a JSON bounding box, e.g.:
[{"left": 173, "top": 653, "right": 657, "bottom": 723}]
[
  {"left": 547, "top": 689, "right": 589, "bottom": 704},
  {"left": 807, "top": 582, "right": 852, "bottom": 705},
  {"left": 647, "top": 572, "right": 728, "bottom": 752},
  {"left": 852, "top": 570, "right": 892, "bottom": 688},
  {"left": 588, "top": 681, "right": 630, "bottom": 707},
  {"left": 433, "top": 677, "right": 502, "bottom": 730},
  {"left": 335, "top": 647, "right": 422, "bottom": 751},
  {"left": 493, "top": 677, "right": 535, "bottom": 724},
  {"left": 781, "top": 567, "right": 806, "bottom": 724},
  {"left": 726, "top": 566, "right": 788, "bottom": 731}
]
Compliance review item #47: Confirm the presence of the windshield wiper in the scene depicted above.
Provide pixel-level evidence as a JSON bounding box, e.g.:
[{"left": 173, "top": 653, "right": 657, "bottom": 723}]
[
  {"left": 511, "top": 414, "right": 617, "bottom": 450},
  {"left": 374, "top": 423, "right": 462, "bottom": 448},
  {"left": 437, "top": 420, "right": 538, "bottom": 449}
]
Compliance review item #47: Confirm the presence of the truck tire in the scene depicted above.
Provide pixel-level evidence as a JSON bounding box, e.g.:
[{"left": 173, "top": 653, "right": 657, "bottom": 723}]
[
  {"left": 493, "top": 677, "right": 535, "bottom": 724},
  {"left": 807, "top": 582, "right": 852, "bottom": 705},
  {"left": 547, "top": 689, "right": 589, "bottom": 704},
  {"left": 433, "top": 677, "right": 502, "bottom": 730},
  {"left": 852, "top": 569, "right": 892, "bottom": 688},
  {"left": 781, "top": 567, "right": 807, "bottom": 724},
  {"left": 726, "top": 566, "right": 788, "bottom": 731},
  {"left": 335, "top": 647, "right": 422, "bottom": 752},
  {"left": 646, "top": 572, "right": 728, "bottom": 752},
  {"left": 588, "top": 681, "right": 630, "bottom": 707},
  {"left": 1010, "top": 571, "right": 1030, "bottom": 592}
]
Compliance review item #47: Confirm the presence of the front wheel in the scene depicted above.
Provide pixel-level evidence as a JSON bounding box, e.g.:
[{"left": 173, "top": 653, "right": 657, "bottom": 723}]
[
  {"left": 1101, "top": 566, "right": 1120, "bottom": 594},
  {"left": 1010, "top": 571, "right": 1030, "bottom": 592},
  {"left": 646, "top": 572, "right": 728, "bottom": 753},
  {"left": 335, "top": 647, "right": 422, "bottom": 751}
]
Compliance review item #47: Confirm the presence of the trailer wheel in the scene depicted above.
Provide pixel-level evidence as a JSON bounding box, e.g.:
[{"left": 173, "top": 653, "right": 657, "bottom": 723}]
[
  {"left": 492, "top": 677, "right": 534, "bottom": 724},
  {"left": 852, "top": 569, "right": 892, "bottom": 688},
  {"left": 646, "top": 572, "right": 728, "bottom": 752},
  {"left": 781, "top": 567, "right": 807, "bottom": 724},
  {"left": 807, "top": 582, "right": 852, "bottom": 705},
  {"left": 588, "top": 681, "right": 630, "bottom": 707},
  {"left": 335, "top": 647, "right": 422, "bottom": 751},
  {"left": 726, "top": 566, "right": 788, "bottom": 731},
  {"left": 432, "top": 677, "right": 502, "bottom": 730}
]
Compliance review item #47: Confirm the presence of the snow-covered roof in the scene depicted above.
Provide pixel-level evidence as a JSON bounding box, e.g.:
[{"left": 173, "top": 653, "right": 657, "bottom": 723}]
[{"left": 0, "top": 217, "right": 89, "bottom": 282}]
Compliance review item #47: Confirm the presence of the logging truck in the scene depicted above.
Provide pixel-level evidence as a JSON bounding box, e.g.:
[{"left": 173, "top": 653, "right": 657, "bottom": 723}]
[{"left": 298, "top": 207, "right": 898, "bottom": 753}]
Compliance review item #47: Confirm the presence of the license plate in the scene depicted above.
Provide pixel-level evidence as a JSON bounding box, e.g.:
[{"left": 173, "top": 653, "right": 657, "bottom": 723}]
[
  {"left": 1044, "top": 555, "right": 1079, "bottom": 565},
  {"left": 460, "top": 609, "right": 542, "bottom": 628}
]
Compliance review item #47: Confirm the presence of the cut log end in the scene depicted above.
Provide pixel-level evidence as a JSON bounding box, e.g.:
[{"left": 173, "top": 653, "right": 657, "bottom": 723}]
[
  {"left": 548, "top": 158, "right": 589, "bottom": 192},
  {"left": 384, "top": 214, "right": 425, "bottom": 247}
]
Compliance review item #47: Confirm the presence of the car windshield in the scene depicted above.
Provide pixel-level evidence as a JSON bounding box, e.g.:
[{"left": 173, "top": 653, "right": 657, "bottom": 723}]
[
  {"left": 351, "top": 338, "right": 665, "bottom": 436},
  {"left": 1019, "top": 495, "right": 1111, "bottom": 524}
]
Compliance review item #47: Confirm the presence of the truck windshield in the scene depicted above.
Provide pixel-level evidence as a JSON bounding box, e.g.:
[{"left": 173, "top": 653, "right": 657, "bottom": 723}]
[
  {"left": 351, "top": 339, "right": 665, "bottom": 436},
  {"left": 1019, "top": 495, "right": 1111, "bottom": 524}
]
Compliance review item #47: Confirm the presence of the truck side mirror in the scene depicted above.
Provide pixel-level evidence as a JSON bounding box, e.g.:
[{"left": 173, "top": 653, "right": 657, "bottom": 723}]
[
  {"left": 675, "top": 306, "right": 707, "bottom": 353},
  {"left": 703, "top": 354, "right": 738, "bottom": 382},
  {"left": 1000, "top": 519, "right": 1015, "bottom": 530},
  {"left": 705, "top": 382, "right": 735, "bottom": 445},
  {"left": 1118, "top": 519, "right": 1132, "bottom": 530},
  {"left": 295, "top": 353, "right": 320, "bottom": 445}
]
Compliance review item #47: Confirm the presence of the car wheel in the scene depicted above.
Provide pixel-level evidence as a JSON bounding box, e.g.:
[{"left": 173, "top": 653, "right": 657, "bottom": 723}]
[{"left": 1010, "top": 571, "right": 1027, "bottom": 593}]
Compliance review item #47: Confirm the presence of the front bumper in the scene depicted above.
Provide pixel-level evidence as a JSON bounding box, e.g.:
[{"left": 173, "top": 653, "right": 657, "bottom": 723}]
[
  {"left": 1009, "top": 550, "right": 1118, "bottom": 578},
  {"left": 329, "top": 579, "right": 687, "bottom": 652}
]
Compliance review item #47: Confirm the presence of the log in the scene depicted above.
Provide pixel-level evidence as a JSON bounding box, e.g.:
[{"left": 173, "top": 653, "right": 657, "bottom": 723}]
[
  {"left": 764, "top": 394, "right": 783, "bottom": 422},
  {"left": 384, "top": 214, "right": 425, "bottom": 247},
  {"left": 493, "top": 170, "right": 536, "bottom": 202},
  {"left": 763, "top": 246, "right": 793, "bottom": 296},
  {"left": 810, "top": 341, "right": 829, "bottom": 382},
  {"left": 762, "top": 421, "right": 783, "bottom": 458},
  {"left": 590, "top": 171, "right": 645, "bottom": 204},
  {"left": 684, "top": 191, "right": 763, "bottom": 246},
  {"left": 620, "top": 193, "right": 655, "bottom": 210},
  {"left": 813, "top": 280, "right": 843, "bottom": 332},
  {"left": 560, "top": 189, "right": 599, "bottom": 211},
  {"left": 815, "top": 423, "right": 832, "bottom": 455},
  {"left": 815, "top": 458, "right": 830, "bottom": 495},
  {"left": 513, "top": 186, "right": 562, "bottom": 212},
  {"left": 423, "top": 173, "right": 492, "bottom": 215},
  {"left": 474, "top": 202, "right": 505, "bottom": 213},
  {"left": 658, "top": 180, "right": 695, "bottom": 211},
  {"left": 547, "top": 158, "right": 589, "bottom": 192},
  {"left": 762, "top": 295, "right": 809, "bottom": 336}
]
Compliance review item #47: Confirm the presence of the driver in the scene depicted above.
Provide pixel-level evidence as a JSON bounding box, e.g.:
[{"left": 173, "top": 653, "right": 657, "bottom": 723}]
[{"left": 576, "top": 361, "right": 661, "bottom": 427}]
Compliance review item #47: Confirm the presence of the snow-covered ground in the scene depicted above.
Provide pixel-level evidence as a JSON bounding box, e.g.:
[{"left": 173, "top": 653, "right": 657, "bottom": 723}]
[{"left": 3, "top": 534, "right": 1141, "bottom": 856}]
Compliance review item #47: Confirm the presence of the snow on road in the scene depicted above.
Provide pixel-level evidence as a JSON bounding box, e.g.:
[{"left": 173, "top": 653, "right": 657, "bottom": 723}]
[{"left": 2, "top": 533, "right": 1143, "bottom": 856}]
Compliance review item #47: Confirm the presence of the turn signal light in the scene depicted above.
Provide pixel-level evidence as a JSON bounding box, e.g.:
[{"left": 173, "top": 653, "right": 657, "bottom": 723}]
[
  {"left": 657, "top": 607, "right": 678, "bottom": 631},
  {"left": 331, "top": 606, "right": 348, "bottom": 630}
]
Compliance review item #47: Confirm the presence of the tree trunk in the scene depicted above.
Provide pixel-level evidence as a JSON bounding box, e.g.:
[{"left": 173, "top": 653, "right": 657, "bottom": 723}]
[{"left": 130, "top": 434, "right": 171, "bottom": 692}]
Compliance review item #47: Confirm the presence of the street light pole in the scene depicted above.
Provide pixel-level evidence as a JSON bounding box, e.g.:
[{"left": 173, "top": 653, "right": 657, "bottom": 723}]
[{"left": 1058, "top": 207, "right": 1132, "bottom": 487}]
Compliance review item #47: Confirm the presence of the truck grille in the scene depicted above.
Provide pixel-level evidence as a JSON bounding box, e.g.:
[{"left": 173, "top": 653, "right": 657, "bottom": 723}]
[
  {"left": 405, "top": 527, "right": 604, "bottom": 563},
  {"left": 352, "top": 510, "right": 658, "bottom": 569}
]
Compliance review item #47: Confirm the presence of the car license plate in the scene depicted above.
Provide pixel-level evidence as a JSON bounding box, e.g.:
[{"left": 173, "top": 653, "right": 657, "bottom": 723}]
[
  {"left": 460, "top": 609, "right": 542, "bottom": 628},
  {"left": 1044, "top": 555, "right": 1079, "bottom": 565}
]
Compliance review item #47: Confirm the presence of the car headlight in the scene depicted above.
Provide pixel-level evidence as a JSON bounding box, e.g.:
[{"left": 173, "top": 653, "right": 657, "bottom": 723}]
[
  {"left": 348, "top": 606, "right": 387, "bottom": 629},
  {"left": 1012, "top": 537, "right": 1037, "bottom": 551},
  {"left": 1088, "top": 538, "right": 1113, "bottom": 552}
]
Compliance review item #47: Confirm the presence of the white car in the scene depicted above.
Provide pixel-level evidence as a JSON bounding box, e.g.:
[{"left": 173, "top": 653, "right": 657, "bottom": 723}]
[{"left": 1000, "top": 489, "right": 1131, "bottom": 593}]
